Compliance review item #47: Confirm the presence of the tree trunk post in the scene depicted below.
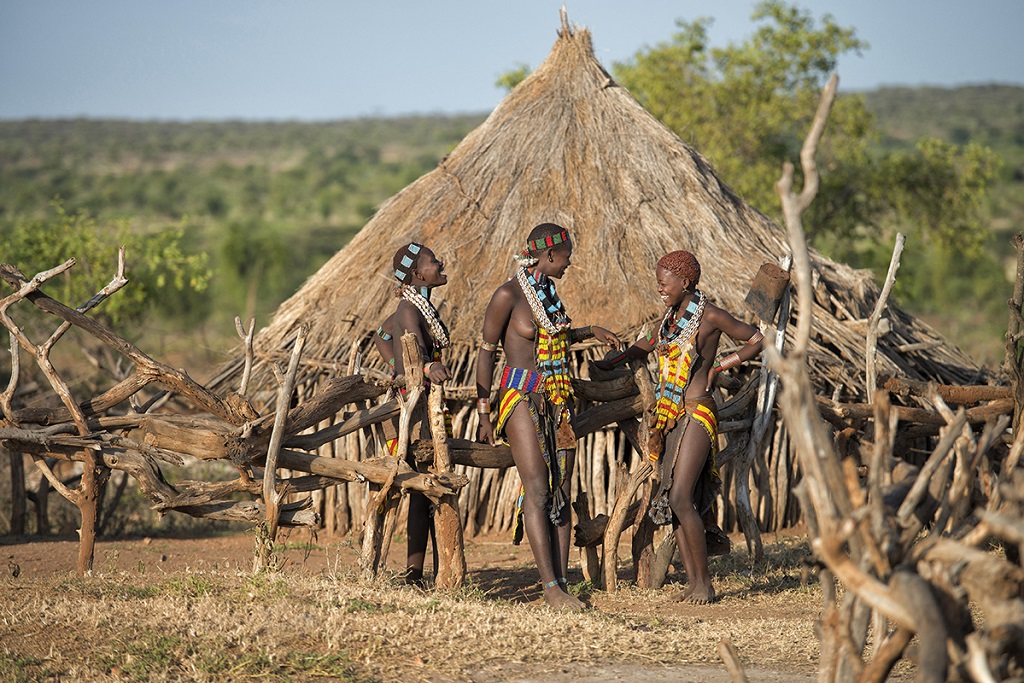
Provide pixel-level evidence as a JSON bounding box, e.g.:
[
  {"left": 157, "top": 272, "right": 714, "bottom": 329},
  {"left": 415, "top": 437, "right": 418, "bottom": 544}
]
[{"left": 428, "top": 383, "right": 466, "bottom": 589}]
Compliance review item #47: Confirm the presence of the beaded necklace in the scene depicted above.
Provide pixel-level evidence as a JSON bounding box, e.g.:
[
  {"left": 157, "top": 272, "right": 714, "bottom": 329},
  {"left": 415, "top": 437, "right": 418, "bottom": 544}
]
[
  {"left": 400, "top": 285, "right": 450, "bottom": 349},
  {"left": 515, "top": 267, "right": 571, "bottom": 333},
  {"left": 658, "top": 290, "right": 706, "bottom": 347}
]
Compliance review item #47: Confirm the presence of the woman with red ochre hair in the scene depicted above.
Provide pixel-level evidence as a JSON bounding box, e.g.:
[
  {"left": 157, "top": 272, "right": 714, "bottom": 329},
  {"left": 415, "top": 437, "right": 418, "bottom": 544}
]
[{"left": 595, "top": 250, "right": 763, "bottom": 604}]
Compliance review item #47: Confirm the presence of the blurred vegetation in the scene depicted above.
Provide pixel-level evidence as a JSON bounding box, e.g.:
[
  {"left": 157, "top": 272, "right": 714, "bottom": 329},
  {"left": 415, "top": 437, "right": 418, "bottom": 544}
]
[
  {"left": 1, "top": 7, "right": 1021, "bottom": 376},
  {"left": 0, "top": 115, "right": 482, "bottom": 373},
  {"left": 606, "top": 0, "right": 1014, "bottom": 366}
]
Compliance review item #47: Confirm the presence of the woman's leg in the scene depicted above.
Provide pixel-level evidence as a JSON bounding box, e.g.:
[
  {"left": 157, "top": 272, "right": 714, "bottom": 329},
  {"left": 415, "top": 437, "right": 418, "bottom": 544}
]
[
  {"left": 405, "top": 490, "right": 431, "bottom": 584},
  {"left": 548, "top": 448, "right": 576, "bottom": 584},
  {"left": 505, "top": 402, "right": 584, "bottom": 610},
  {"left": 668, "top": 421, "right": 715, "bottom": 604}
]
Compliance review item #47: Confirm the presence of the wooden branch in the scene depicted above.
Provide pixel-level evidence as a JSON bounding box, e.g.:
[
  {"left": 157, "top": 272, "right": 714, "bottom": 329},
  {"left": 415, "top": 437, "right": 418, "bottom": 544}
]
[
  {"left": 866, "top": 233, "right": 906, "bottom": 403},
  {"left": 573, "top": 500, "right": 641, "bottom": 547},
  {"left": 1, "top": 263, "right": 258, "bottom": 425},
  {"left": 812, "top": 529, "right": 917, "bottom": 630},
  {"left": 276, "top": 450, "right": 465, "bottom": 503},
  {"left": 602, "top": 460, "right": 652, "bottom": 591},
  {"left": 573, "top": 395, "right": 644, "bottom": 440},
  {"left": 1005, "top": 233, "right": 1024, "bottom": 433},
  {"left": 429, "top": 382, "right": 466, "bottom": 589},
  {"left": 717, "top": 638, "right": 750, "bottom": 683},
  {"left": 234, "top": 316, "right": 256, "bottom": 396},
  {"left": 895, "top": 409, "right": 968, "bottom": 526},
  {"left": 173, "top": 499, "right": 318, "bottom": 527},
  {"left": 262, "top": 323, "right": 306, "bottom": 561},
  {"left": 816, "top": 395, "right": 1011, "bottom": 426},
  {"left": 775, "top": 73, "right": 837, "bottom": 356},
  {"left": 570, "top": 373, "right": 638, "bottom": 402},
  {"left": 1, "top": 330, "right": 20, "bottom": 421},
  {"left": 286, "top": 400, "right": 400, "bottom": 450},
  {"left": 44, "top": 246, "right": 128, "bottom": 352},
  {"left": 572, "top": 490, "right": 601, "bottom": 582},
  {"left": 882, "top": 377, "right": 1010, "bottom": 405},
  {"left": 410, "top": 438, "right": 514, "bottom": 469}
]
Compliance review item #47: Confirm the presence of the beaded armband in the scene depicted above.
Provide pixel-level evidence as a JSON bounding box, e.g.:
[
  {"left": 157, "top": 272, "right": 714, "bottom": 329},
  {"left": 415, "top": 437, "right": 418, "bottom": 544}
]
[{"left": 479, "top": 339, "right": 499, "bottom": 353}]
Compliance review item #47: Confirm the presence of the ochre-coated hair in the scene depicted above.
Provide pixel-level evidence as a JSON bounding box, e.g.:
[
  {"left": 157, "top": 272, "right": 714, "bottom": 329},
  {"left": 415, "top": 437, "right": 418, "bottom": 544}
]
[{"left": 657, "top": 250, "right": 701, "bottom": 287}]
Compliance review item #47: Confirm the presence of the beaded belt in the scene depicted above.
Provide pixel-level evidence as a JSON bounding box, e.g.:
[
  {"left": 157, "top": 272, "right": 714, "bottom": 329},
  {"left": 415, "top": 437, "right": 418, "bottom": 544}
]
[{"left": 500, "top": 367, "right": 543, "bottom": 393}]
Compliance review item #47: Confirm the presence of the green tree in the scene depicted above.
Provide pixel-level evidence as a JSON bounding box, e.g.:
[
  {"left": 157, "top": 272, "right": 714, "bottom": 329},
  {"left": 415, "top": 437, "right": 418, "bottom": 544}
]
[
  {"left": 1, "top": 201, "right": 210, "bottom": 332},
  {"left": 610, "top": 0, "right": 999, "bottom": 264}
]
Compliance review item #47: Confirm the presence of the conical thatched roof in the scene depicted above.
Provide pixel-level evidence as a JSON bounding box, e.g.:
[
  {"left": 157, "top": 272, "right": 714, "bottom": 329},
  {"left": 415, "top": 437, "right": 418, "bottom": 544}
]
[{"left": 225, "top": 17, "right": 983, "bottom": 403}]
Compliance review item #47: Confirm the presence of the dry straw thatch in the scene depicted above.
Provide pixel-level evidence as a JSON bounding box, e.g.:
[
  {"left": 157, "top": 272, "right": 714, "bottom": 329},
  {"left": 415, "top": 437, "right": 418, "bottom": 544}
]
[{"left": 214, "top": 16, "right": 986, "bottom": 535}]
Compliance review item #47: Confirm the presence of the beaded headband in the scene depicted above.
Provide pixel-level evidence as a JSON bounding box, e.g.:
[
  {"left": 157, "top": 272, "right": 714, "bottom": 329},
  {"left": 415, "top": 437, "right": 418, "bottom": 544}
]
[
  {"left": 527, "top": 229, "right": 569, "bottom": 252},
  {"left": 393, "top": 242, "right": 422, "bottom": 283}
]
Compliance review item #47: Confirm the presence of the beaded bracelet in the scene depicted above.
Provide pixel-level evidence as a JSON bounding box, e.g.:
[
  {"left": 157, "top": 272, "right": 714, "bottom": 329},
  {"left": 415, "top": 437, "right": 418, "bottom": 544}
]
[
  {"left": 480, "top": 339, "right": 498, "bottom": 352},
  {"left": 423, "top": 362, "right": 434, "bottom": 375}
]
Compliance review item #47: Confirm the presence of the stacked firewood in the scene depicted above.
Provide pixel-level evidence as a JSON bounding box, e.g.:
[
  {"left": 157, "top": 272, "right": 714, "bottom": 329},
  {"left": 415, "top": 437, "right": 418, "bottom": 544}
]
[{"left": 729, "top": 73, "right": 1024, "bottom": 683}]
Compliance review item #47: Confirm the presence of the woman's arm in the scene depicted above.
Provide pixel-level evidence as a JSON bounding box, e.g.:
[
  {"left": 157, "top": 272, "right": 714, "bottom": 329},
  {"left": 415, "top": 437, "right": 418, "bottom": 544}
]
[
  {"left": 393, "top": 302, "right": 450, "bottom": 383},
  {"left": 593, "top": 333, "right": 655, "bottom": 371},
  {"left": 704, "top": 309, "right": 763, "bottom": 391},
  {"left": 475, "top": 288, "right": 514, "bottom": 445}
]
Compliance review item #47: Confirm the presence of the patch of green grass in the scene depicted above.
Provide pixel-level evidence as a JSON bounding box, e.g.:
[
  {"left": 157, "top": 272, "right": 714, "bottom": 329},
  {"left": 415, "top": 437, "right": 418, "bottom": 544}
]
[
  {"left": 52, "top": 575, "right": 160, "bottom": 600},
  {"left": 164, "top": 574, "right": 218, "bottom": 598},
  {"left": 196, "top": 645, "right": 374, "bottom": 682},
  {"left": 0, "top": 650, "right": 59, "bottom": 683},
  {"left": 274, "top": 540, "right": 323, "bottom": 552},
  {"left": 345, "top": 597, "right": 397, "bottom": 614},
  {"left": 567, "top": 578, "right": 595, "bottom": 596},
  {"left": 96, "top": 632, "right": 190, "bottom": 679},
  {"left": 243, "top": 572, "right": 290, "bottom": 599}
]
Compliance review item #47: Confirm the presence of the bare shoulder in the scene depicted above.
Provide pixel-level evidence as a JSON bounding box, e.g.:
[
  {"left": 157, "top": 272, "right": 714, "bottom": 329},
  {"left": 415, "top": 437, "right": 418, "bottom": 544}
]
[
  {"left": 702, "top": 301, "right": 733, "bottom": 326},
  {"left": 489, "top": 280, "right": 522, "bottom": 306}
]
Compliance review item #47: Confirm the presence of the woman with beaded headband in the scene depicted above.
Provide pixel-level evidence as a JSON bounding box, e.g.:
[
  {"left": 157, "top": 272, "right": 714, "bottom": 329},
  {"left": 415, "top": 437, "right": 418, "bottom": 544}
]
[
  {"left": 594, "top": 250, "right": 763, "bottom": 604},
  {"left": 379, "top": 241, "right": 452, "bottom": 586},
  {"left": 475, "top": 222, "right": 620, "bottom": 611}
]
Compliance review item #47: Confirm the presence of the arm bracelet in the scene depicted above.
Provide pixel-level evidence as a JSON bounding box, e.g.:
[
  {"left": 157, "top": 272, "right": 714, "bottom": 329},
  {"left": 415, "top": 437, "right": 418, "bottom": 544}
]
[
  {"left": 747, "top": 331, "right": 764, "bottom": 345},
  {"left": 476, "top": 398, "right": 490, "bottom": 414},
  {"left": 423, "top": 362, "right": 434, "bottom": 375},
  {"left": 479, "top": 339, "right": 498, "bottom": 353},
  {"left": 570, "top": 325, "right": 593, "bottom": 343},
  {"left": 714, "top": 352, "right": 741, "bottom": 372}
]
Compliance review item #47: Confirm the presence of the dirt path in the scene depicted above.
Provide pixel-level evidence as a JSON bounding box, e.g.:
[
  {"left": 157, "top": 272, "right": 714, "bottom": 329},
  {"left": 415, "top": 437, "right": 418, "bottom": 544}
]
[{"left": 1, "top": 529, "right": 850, "bottom": 682}]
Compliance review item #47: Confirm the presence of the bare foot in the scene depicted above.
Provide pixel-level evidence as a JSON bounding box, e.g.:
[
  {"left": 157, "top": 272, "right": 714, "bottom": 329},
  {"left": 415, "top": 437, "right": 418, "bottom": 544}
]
[
  {"left": 683, "top": 583, "right": 716, "bottom": 605},
  {"left": 543, "top": 586, "right": 586, "bottom": 611},
  {"left": 671, "top": 584, "right": 695, "bottom": 602}
]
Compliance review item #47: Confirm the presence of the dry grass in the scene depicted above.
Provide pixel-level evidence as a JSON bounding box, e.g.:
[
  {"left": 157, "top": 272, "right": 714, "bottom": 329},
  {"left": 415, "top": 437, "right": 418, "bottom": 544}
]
[{"left": 0, "top": 532, "right": 898, "bottom": 682}]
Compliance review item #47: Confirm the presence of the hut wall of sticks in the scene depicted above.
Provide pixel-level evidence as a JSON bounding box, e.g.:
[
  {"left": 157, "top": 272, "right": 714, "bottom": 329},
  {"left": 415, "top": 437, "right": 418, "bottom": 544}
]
[{"left": 209, "top": 16, "right": 999, "bottom": 543}]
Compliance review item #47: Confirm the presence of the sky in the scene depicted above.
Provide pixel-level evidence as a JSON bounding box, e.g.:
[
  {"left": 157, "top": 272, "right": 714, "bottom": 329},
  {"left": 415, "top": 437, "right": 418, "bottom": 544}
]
[{"left": 1, "top": 1, "right": 1022, "bottom": 122}]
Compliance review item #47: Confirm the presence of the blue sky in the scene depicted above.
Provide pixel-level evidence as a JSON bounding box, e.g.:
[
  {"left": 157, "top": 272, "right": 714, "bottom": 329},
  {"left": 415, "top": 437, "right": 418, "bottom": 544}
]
[{"left": 1, "top": 1, "right": 1022, "bottom": 121}]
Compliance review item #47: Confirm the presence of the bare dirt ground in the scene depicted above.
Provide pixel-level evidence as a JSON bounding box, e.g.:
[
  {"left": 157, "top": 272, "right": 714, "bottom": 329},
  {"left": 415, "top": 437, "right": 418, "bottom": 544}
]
[{"left": 0, "top": 527, "right": 907, "bottom": 682}]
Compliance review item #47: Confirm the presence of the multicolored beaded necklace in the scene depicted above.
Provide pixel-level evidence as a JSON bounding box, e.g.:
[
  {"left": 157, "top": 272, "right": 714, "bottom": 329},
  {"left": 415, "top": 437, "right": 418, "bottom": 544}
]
[
  {"left": 399, "top": 285, "right": 450, "bottom": 349},
  {"left": 515, "top": 267, "right": 571, "bottom": 333},
  {"left": 657, "top": 290, "right": 706, "bottom": 347}
]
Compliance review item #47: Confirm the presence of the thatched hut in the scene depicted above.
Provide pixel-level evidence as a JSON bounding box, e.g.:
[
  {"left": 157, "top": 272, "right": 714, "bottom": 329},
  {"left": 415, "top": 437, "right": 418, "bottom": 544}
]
[{"left": 212, "top": 17, "right": 984, "bottom": 538}]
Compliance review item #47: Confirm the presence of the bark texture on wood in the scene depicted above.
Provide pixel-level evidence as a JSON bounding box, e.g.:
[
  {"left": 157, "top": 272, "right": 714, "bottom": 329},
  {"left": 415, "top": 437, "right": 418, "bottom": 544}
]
[{"left": 428, "top": 383, "right": 466, "bottom": 589}]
